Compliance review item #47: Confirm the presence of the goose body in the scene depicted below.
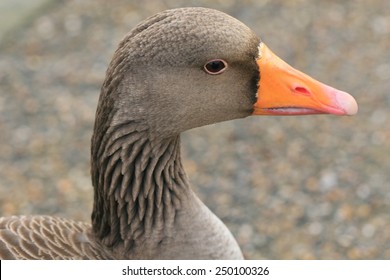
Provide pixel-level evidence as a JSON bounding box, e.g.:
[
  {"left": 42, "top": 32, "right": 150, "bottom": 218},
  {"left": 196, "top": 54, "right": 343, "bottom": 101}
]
[{"left": 0, "top": 7, "right": 357, "bottom": 260}]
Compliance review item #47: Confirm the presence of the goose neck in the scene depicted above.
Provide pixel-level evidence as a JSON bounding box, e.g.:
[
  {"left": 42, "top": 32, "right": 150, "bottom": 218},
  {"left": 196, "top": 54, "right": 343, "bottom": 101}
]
[{"left": 91, "top": 121, "right": 189, "bottom": 250}]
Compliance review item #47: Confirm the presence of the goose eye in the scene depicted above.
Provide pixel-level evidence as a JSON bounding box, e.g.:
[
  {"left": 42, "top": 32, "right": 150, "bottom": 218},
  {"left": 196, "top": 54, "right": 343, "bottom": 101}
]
[{"left": 204, "top": 59, "right": 228, "bottom": 75}]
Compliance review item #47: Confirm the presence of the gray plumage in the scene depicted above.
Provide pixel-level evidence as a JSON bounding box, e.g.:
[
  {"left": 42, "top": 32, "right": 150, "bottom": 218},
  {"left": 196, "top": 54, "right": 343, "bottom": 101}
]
[{"left": 0, "top": 7, "right": 261, "bottom": 259}]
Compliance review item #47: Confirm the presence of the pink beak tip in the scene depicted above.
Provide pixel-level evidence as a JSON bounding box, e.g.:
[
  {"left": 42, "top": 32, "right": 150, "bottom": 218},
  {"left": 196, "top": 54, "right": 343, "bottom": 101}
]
[{"left": 334, "top": 90, "right": 358, "bottom": 116}]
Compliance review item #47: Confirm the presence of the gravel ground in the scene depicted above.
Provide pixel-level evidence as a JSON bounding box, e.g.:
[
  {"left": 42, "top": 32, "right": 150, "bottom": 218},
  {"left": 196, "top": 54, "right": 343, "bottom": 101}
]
[{"left": 0, "top": 0, "right": 389, "bottom": 259}]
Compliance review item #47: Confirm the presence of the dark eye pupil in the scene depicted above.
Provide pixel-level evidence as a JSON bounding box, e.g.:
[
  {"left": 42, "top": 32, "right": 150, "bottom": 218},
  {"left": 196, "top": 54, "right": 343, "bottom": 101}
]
[
  {"left": 204, "top": 60, "right": 227, "bottom": 74},
  {"left": 207, "top": 61, "right": 224, "bottom": 71}
]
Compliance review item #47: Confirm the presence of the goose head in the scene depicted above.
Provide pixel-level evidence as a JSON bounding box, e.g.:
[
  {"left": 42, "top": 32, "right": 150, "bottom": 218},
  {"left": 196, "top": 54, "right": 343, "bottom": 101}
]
[{"left": 97, "top": 7, "right": 357, "bottom": 142}]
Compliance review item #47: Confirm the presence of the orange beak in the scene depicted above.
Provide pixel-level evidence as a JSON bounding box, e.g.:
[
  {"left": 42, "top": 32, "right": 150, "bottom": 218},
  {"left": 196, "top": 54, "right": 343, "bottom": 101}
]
[{"left": 253, "top": 43, "right": 358, "bottom": 116}]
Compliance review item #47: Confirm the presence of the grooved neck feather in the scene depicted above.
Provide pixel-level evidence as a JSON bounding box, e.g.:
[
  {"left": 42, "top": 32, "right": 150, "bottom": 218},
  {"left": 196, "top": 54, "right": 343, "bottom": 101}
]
[{"left": 91, "top": 120, "right": 188, "bottom": 250}]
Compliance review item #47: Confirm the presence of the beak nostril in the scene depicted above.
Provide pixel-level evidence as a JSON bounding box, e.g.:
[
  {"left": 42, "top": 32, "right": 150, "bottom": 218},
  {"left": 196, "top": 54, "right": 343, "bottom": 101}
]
[{"left": 294, "top": 86, "right": 311, "bottom": 96}]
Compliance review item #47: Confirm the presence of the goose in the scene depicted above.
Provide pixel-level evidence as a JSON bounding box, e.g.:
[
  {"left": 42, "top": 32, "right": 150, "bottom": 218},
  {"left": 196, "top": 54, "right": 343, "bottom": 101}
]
[{"left": 0, "top": 7, "right": 357, "bottom": 260}]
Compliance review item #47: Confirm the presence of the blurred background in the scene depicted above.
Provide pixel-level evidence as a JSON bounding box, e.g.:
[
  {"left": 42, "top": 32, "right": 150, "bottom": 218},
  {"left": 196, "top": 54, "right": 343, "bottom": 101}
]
[{"left": 0, "top": 0, "right": 389, "bottom": 259}]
